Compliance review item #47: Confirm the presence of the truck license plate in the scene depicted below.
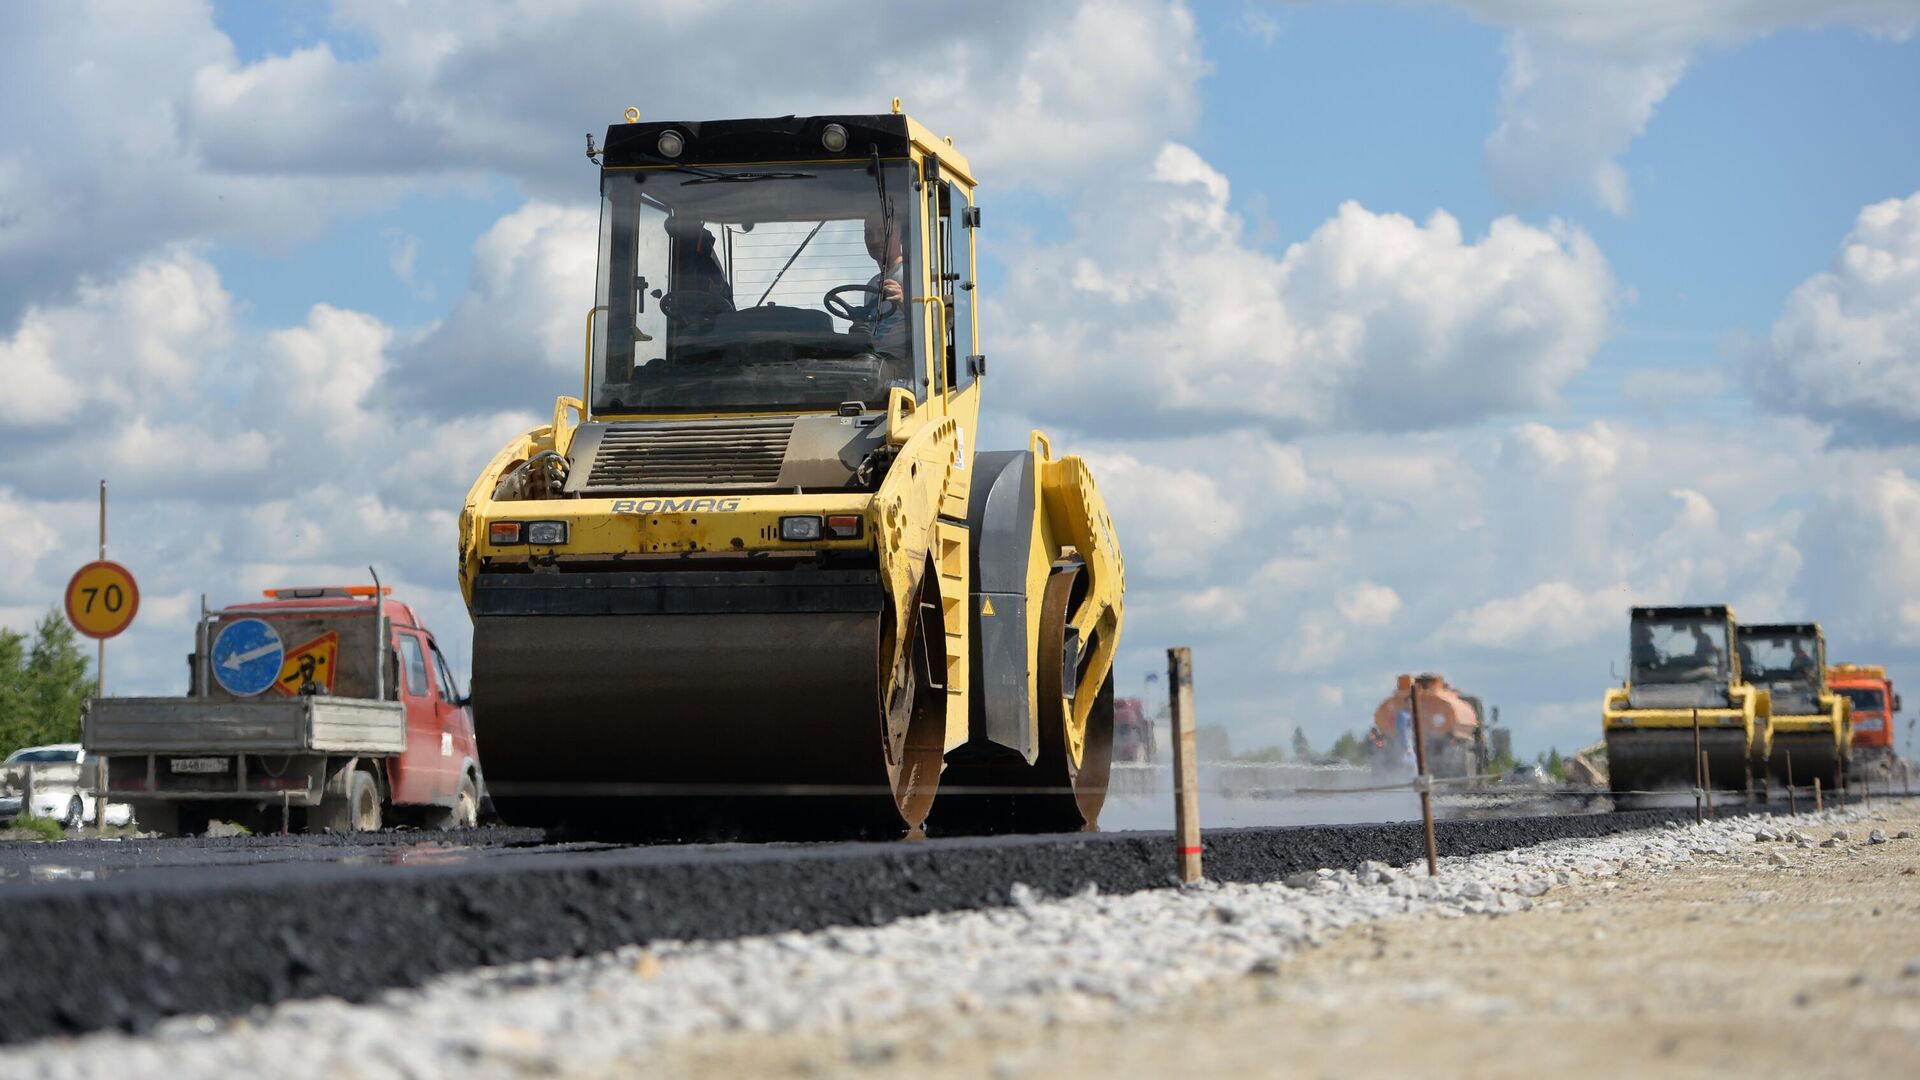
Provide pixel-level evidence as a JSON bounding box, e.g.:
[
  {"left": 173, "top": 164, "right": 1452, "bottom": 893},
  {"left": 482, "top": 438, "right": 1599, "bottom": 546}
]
[{"left": 170, "top": 757, "right": 230, "bottom": 774}]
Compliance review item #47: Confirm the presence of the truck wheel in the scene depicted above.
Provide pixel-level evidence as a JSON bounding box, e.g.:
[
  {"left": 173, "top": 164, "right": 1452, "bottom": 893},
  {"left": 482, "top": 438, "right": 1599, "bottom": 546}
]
[
  {"left": 436, "top": 774, "right": 479, "bottom": 830},
  {"left": 309, "top": 770, "right": 382, "bottom": 834}
]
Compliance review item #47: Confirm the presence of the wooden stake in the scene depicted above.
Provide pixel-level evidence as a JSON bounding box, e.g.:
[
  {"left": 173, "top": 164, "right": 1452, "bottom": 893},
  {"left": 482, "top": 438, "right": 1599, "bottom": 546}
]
[
  {"left": 1702, "top": 750, "right": 1714, "bottom": 818},
  {"left": 1167, "top": 647, "right": 1202, "bottom": 884},
  {"left": 1814, "top": 776, "right": 1823, "bottom": 812},
  {"left": 1409, "top": 681, "right": 1439, "bottom": 877},
  {"left": 1692, "top": 709, "right": 1704, "bottom": 825},
  {"left": 1786, "top": 751, "right": 1796, "bottom": 815}
]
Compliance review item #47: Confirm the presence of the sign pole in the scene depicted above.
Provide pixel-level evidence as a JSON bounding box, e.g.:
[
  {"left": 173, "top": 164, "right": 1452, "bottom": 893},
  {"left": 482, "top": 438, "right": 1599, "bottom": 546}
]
[{"left": 94, "top": 480, "right": 108, "bottom": 833}]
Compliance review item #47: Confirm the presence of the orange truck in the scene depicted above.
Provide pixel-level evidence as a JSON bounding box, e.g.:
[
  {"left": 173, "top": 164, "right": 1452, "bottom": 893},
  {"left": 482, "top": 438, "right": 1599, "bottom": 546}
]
[
  {"left": 1828, "top": 663, "right": 1902, "bottom": 775},
  {"left": 1369, "top": 673, "right": 1487, "bottom": 778}
]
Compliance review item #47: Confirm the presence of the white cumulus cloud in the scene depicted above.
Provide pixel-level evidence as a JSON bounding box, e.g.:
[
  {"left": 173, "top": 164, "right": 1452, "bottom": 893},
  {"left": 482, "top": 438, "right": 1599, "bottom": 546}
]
[
  {"left": 997, "top": 144, "right": 1613, "bottom": 437},
  {"left": 1752, "top": 190, "right": 1920, "bottom": 438}
]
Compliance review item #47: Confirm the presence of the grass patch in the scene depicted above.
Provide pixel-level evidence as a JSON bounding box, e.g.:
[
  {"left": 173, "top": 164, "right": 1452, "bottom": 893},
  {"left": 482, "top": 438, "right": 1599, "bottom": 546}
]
[{"left": 1, "top": 816, "right": 67, "bottom": 842}]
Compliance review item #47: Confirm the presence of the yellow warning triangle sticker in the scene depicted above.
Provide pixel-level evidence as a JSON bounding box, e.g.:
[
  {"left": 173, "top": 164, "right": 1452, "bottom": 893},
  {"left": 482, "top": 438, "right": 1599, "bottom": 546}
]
[
  {"left": 981, "top": 597, "right": 996, "bottom": 616},
  {"left": 274, "top": 631, "right": 340, "bottom": 696}
]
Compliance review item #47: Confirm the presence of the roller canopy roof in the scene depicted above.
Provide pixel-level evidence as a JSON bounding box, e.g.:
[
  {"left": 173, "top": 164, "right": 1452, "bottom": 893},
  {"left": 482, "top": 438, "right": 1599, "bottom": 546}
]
[
  {"left": 602, "top": 114, "right": 910, "bottom": 168},
  {"left": 1738, "top": 623, "right": 1821, "bottom": 636},
  {"left": 1631, "top": 605, "right": 1731, "bottom": 619}
]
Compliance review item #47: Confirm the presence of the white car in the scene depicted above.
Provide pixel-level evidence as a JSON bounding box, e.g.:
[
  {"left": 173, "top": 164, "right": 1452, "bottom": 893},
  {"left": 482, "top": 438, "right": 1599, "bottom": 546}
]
[
  {"left": 1, "top": 744, "right": 134, "bottom": 828},
  {"left": 1503, "top": 762, "right": 1550, "bottom": 786}
]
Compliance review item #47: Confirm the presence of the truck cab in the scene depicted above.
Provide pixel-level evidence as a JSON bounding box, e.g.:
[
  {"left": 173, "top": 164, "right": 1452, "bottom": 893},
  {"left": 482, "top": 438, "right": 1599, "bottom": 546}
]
[
  {"left": 1829, "top": 663, "right": 1901, "bottom": 774},
  {"left": 85, "top": 585, "right": 484, "bottom": 835}
]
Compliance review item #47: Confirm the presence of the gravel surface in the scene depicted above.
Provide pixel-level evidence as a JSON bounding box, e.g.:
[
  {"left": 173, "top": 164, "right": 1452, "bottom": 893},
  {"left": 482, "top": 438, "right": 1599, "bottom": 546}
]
[{"left": 3, "top": 808, "right": 1876, "bottom": 1078}]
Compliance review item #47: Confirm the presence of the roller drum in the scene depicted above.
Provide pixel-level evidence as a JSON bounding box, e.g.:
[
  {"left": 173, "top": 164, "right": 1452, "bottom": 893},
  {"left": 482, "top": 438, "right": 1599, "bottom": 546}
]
[
  {"left": 472, "top": 610, "right": 901, "bottom": 837},
  {"left": 1607, "top": 729, "right": 1750, "bottom": 795},
  {"left": 1769, "top": 732, "right": 1841, "bottom": 789}
]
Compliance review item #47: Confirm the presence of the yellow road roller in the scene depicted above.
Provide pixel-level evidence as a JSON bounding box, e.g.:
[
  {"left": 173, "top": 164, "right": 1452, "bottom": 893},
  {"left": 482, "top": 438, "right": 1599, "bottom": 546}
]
[
  {"left": 1738, "top": 622, "right": 1850, "bottom": 790},
  {"left": 458, "top": 105, "right": 1125, "bottom": 837},
  {"left": 1603, "top": 605, "right": 1771, "bottom": 798}
]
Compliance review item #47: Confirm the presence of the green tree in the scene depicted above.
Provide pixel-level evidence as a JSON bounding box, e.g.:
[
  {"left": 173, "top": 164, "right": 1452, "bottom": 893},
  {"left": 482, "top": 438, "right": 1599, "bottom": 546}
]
[
  {"left": 1328, "top": 730, "right": 1370, "bottom": 766},
  {"left": 1291, "top": 727, "right": 1313, "bottom": 763},
  {"left": 0, "top": 609, "right": 97, "bottom": 754},
  {"left": 1233, "top": 744, "right": 1288, "bottom": 764}
]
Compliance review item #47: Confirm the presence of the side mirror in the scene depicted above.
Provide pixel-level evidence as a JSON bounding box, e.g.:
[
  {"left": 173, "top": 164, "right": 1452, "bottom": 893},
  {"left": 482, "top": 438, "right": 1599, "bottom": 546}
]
[{"left": 1895, "top": 694, "right": 1903, "bottom": 713}]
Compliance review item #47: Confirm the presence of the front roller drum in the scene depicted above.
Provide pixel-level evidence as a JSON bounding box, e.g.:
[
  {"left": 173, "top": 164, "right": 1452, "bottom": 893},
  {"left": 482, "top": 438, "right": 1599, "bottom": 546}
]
[
  {"left": 472, "top": 602, "right": 942, "bottom": 840},
  {"left": 1769, "top": 733, "right": 1841, "bottom": 790},
  {"left": 1607, "top": 729, "right": 1750, "bottom": 796}
]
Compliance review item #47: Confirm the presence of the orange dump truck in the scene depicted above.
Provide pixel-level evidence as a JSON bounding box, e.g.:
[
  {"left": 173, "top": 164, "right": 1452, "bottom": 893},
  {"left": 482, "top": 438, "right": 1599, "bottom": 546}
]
[
  {"left": 1369, "top": 673, "right": 1487, "bottom": 779},
  {"left": 1829, "top": 664, "right": 1901, "bottom": 776}
]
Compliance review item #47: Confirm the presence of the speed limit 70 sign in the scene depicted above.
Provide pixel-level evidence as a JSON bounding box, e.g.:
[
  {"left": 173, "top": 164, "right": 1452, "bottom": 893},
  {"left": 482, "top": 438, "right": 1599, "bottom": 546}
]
[{"left": 65, "top": 561, "right": 139, "bottom": 640}]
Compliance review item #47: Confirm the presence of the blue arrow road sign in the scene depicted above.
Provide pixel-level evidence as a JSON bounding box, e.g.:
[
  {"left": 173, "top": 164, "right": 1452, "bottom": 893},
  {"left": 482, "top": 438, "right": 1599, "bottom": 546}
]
[{"left": 212, "top": 618, "right": 285, "bottom": 697}]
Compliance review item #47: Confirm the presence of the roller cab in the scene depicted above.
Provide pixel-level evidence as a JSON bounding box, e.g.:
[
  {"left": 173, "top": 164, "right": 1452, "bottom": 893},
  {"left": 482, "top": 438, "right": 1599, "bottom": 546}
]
[
  {"left": 1739, "top": 623, "right": 1849, "bottom": 789},
  {"left": 459, "top": 108, "right": 1124, "bottom": 837},
  {"left": 1603, "top": 605, "right": 1769, "bottom": 796}
]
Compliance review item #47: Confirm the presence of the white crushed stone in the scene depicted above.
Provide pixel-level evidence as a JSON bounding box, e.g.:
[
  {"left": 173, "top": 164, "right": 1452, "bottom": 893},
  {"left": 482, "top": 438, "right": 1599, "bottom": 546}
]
[{"left": 1, "top": 809, "right": 1871, "bottom": 1079}]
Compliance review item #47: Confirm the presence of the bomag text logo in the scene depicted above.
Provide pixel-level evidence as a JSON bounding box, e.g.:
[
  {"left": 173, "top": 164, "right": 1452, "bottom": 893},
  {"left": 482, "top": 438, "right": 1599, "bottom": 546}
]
[{"left": 612, "top": 498, "right": 743, "bottom": 514}]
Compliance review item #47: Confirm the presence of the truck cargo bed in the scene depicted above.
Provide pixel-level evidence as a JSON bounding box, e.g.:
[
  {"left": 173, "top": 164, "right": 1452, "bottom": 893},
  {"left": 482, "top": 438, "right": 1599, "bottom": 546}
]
[{"left": 85, "top": 697, "right": 406, "bottom": 756}]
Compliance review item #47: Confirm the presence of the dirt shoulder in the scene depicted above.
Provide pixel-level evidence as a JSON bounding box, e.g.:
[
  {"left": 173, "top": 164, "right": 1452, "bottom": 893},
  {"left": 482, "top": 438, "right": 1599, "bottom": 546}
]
[{"left": 655, "top": 807, "right": 1920, "bottom": 1079}]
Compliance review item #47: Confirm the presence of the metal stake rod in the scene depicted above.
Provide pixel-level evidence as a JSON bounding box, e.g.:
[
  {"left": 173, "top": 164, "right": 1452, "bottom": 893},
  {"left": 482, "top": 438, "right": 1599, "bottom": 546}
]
[
  {"left": 1786, "top": 751, "right": 1796, "bottom": 815},
  {"left": 1409, "top": 682, "right": 1439, "bottom": 877},
  {"left": 1692, "top": 709, "right": 1704, "bottom": 825},
  {"left": 94, "top": 480, "right": 108, "bottom": 833},
  {"left": 1167, "top": 647, "right": 1202, "bottom": 884}
]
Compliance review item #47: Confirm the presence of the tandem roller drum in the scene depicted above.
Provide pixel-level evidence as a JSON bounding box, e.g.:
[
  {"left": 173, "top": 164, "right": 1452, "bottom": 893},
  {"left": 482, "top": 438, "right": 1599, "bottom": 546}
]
[
  {"left": 1769, "top": 733, "right": 1842, "bottom": 790},
  {"left": 1607, "top": 729, "right": 1750, "bottom": 796},
  {"left": 470, "top": 570, "right": 942, "bottom": 839}
]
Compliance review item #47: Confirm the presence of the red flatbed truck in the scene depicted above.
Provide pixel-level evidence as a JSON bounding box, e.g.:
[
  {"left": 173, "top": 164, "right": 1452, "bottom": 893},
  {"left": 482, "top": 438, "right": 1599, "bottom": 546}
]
[{"left": 83, "top": 583, "right": 484, "bottom": 835}]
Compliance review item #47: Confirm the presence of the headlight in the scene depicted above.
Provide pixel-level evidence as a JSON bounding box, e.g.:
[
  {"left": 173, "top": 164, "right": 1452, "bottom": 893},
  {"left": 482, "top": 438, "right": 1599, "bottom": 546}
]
[
  {"left": 525, "top": 521, "right": 569, "bottom": 546},
  {"left": 779, "top": 516, "right": 823, "bottom": 541},
  {"left": 657, "top": 130, "right": 685, "bottom": 158},
  {"left": 821, "top": 123, "right": 849, "bottom": 153}
]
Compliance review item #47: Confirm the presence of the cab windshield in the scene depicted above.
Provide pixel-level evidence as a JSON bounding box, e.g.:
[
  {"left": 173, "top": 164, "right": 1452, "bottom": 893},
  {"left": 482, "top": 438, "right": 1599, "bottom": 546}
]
[
  {"left": 1629, "top": 617, "right": 1729, "bottom": 685},
  {"left": 591, "top": 162, "right": 920, "bottom": 415},
  {"left": 1739, "top": 633, "right": 1820, "bottom": 686},
  {"left": 1838, "top": 687, "right": 1886, "bottom": 713}
]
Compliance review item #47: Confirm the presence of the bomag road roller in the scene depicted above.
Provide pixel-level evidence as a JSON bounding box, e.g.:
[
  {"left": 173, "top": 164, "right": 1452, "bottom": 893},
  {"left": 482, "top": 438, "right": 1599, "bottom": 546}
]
[
  {"left": 458, "top": 105, "right": 1125, "bottom": 838},
  {"left": 1739, "top": 622, "right": 1850, "bottom": 790},
  {"left": 1603, "top": 605, "right": 1772, "bottom": 800}
]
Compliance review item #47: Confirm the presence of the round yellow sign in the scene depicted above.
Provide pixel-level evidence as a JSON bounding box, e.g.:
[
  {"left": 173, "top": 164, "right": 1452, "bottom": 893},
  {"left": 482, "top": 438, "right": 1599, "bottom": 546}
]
[{"left": 65, "top": 561, "right": 139, "bottom": 640}]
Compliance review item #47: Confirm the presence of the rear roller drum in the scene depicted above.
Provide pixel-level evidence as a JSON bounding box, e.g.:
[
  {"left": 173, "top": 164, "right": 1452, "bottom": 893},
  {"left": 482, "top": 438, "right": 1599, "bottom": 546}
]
[
  {"left": 880, "top": 588, "right": 946, "bottom": 835},
  {"left": 931, "top": 566, "right": 1114, "bottom": 835}
]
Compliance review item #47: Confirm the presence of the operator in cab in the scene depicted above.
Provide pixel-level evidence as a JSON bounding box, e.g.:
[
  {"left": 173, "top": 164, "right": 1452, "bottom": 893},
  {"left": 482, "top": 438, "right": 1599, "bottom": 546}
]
[{"left": 862, "top": 210, "right": 907, "bottom": 358}]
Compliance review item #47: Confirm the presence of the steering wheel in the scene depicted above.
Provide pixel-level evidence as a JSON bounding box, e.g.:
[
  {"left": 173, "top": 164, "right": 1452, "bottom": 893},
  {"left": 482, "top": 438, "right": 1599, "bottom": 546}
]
[
  {"left": 823, "top": 283, "right": 900, "bottom": 323},
  {"left": 659, "top": 290, "right": 734, "bottom": 326}
]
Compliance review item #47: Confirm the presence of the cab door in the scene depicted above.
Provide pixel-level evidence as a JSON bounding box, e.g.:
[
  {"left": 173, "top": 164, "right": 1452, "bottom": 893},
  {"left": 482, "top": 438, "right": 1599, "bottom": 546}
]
[
  {"left": 427, "top": 636, "right": 476, "bottom": 792},
  {"left": 390, "top": 631, "right": 446, "bottom": 805}
]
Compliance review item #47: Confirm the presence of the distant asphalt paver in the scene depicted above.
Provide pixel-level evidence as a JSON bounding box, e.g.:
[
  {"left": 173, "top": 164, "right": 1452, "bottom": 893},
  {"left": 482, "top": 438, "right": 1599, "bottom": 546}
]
[{"left": 0, "top": 801, "right": 1879, "bottom": 1046}]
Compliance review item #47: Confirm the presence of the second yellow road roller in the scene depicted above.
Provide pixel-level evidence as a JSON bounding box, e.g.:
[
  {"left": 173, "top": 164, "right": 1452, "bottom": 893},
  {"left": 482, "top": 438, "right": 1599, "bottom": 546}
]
[
  {"left": 458, "top": 104, "right": 1125, "bottom": 837},
  {"left": 1738, "top": 622, "right": 1850, "bottom": 790}
]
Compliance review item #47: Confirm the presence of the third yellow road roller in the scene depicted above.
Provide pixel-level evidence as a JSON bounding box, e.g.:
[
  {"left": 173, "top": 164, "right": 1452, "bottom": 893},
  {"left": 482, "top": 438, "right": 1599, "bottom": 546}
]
[{"left": 458, "top": 103, "right": 1125, "bottom": 837}]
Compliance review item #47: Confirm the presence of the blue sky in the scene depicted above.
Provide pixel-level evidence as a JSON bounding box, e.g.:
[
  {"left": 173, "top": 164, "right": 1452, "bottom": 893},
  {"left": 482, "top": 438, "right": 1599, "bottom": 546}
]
[{"left": 4, "top": 1, "right": 1920, "bottom": 762}]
